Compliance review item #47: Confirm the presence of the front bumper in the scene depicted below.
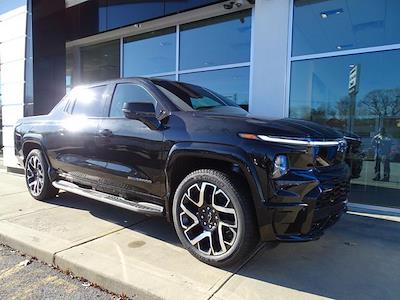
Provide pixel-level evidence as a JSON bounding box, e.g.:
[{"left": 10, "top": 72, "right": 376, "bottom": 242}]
[{"left": 266, "top": 165, "right": 349, "bottom": 242}]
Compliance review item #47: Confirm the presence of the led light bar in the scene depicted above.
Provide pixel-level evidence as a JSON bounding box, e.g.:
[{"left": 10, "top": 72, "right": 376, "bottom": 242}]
[{"left": 257, "top": 135, "right": 345, "bottom": 146}]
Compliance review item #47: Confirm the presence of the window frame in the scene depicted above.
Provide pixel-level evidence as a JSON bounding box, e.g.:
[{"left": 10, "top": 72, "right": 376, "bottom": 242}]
[
  {"left": 70, "top": 84, "right": 109, "bottom": 118},
  {"left": 107, "top": 81, "right": 160, "bottom": 119}
]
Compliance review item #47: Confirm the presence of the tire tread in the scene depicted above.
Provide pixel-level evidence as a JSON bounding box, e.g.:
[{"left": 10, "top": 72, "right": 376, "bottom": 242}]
[
  {"left": 25, "top": 149, "right": 58, "bottom": 201},
  {"left": 172, "top": 169, "right": 259, "bottom": 267}
]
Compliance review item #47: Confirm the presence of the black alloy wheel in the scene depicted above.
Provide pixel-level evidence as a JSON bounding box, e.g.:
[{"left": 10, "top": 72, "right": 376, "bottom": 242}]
[
  {"left": 25, "top": 149, "right": 58, "bottom": 200},
  {"left": 172, "top": 169, "right": 258, "bottom": 267}
]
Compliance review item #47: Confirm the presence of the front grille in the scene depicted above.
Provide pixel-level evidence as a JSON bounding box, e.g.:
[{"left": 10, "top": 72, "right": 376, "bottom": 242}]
[
  {"left": 316, "top": 180, "right": 349, "bottom": 209},
  {"left": 314, "top": 144, "right": 346, "bottom": 168}
]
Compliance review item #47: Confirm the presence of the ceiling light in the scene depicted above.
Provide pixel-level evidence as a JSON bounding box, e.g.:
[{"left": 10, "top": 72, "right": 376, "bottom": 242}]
[
  {"left": 320, "top": 8, "right": 344, "bottom": 19},
  {"left": 336, "top": 44, "right": 353, "bottom": 50},
  {"left": 223, "top": 0, "right": 248, "bottom": 10}
]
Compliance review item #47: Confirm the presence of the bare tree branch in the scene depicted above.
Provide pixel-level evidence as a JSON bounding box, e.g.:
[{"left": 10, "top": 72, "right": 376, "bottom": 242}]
[{"left": 361, "top": 89, "right": 400, "bottom": 117}]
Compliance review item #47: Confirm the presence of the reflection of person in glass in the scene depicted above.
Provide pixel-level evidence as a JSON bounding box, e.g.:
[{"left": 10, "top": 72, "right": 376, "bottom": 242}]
[{"left": 372, "top": 128, "right": 392, "bottom": 182}]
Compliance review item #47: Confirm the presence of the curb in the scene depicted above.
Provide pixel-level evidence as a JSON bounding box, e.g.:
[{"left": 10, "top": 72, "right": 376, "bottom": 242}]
[
  {"left": 54, "top": 250, "right": 161, "bottom": 300},
  {"left": 0, "top": 220, "right": 70, "bottom": 265},
  {"left": 0, "top": 220, "right": 161, "bottom": 300},
  {"left": 348, "top": 203, "right": 400, "bottom": 217}
]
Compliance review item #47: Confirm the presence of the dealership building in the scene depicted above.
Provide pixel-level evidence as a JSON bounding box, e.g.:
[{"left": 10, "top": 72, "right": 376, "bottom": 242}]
[{"left": 0, "top": 0, "right": 399, "bottom": 209}]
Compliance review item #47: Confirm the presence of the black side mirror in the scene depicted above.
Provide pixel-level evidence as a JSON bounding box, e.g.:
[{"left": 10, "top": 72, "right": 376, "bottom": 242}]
[
  {"left": 122, "top": 102, "right": 160, "bottom": 129},
  {"left": 122, "top": 102, "right": 155, "bottom": 118}
]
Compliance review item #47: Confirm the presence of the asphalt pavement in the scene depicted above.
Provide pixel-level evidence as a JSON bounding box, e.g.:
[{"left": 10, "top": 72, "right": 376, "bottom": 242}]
[{"left": 0, "top": 243, "right": 122, "bottom": 300}]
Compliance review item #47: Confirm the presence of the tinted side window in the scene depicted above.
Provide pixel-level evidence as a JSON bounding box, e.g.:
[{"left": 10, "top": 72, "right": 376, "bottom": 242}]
[
  {"left": 110, "top": 84, "right": 155, "bottom": 117},
  {"left": 72, "top": 85, "right": 107, "bottom": 117}
]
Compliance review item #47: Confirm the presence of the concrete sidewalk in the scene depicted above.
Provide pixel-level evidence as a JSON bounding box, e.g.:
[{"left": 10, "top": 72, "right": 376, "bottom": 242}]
[{"left": 0, "top": 172, "right": 399, "bottom": 300}]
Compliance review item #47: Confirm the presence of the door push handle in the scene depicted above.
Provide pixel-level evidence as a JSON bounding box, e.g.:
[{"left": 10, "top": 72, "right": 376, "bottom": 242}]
[{"left": 99, "top": 129, "right": 113, "bottom": 137}]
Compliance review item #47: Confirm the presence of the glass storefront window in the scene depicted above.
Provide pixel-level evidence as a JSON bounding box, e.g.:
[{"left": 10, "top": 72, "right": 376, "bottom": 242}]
[
  {"left": 179, "top": 10, "right": 251, "bottom": 70},
  {"left": 81, "top": 40, "right": 120, "bottom": 84},
  {"left": 289, "top": 50, "right": 400, "bottom": 208},
  {"left": 66, "top": 49, "right": 74, "bottom": 93},
  {"left": 0, "top": 0, "right": 26, "bottom": 15},
  {"left": 152, "top": 75, "right": 176, "bottom": 81},
  {"left": 180, "top": 67, "right": 250, "bottom": 108},
  {"left": 100, "top": 1, "right": 164, "bottom": 32},
  {"left": 75, "top": 10, "right": 252, "bottom": 109},
  {"left": 123, "top": 28, "right": 176, "bottom": 77},
  {"left": 292, "top": 0, "right": 400, "bottom": 56}
]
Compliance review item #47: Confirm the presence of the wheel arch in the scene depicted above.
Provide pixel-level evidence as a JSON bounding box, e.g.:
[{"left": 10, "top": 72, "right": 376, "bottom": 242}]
[
  {"left": 22, "top": 137, "right": 57, "bottom": 181},
  {"left": 164, "top": 142, "right": 267, "bottom": 227},
  {"left": 22, "top": 139, "right": 43, "bottom": 162}
]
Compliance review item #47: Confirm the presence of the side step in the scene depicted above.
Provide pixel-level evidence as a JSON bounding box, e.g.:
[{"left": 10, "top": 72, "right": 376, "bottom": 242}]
[{"left": 52, "top": 180, "right": 163, "bottom": 216}]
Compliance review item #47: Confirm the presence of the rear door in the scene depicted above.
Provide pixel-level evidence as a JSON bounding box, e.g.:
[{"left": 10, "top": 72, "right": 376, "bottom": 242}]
[
  {"left": 96, "top": 82, "right": 165, "bottom": 203},
  {"left": 48, "top": 84, "right": 111, "bottom": 187}
]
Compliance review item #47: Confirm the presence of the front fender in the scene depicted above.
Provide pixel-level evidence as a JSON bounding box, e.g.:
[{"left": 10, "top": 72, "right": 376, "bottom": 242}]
[{"left": 165, "top": 142, "right": 273, "bottom": 240}]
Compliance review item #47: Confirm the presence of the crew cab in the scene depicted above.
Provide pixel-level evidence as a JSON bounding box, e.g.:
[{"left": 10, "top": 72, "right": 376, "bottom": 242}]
[{"left": 15, "top": 78, "right": 350, "bottom": 267}]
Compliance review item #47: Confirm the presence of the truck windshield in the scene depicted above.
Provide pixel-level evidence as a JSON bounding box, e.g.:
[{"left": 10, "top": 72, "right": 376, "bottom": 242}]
[{"left": 152, "top": 79, "right": 239, "bottom": 112}]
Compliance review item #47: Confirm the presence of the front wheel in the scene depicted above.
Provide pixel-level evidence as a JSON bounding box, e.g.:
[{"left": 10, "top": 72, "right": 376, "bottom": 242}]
[
  {"left": 25, "top": 149, "right": 59, "bottom": 201},
  {"left": 172, "top": 169, "right": 259, "bottom": 267}
]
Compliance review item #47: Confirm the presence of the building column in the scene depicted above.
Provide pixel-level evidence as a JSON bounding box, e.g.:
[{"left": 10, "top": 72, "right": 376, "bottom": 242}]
[
  {"left": 250, "top": 0, "right": 291, "bottom": 119},
  {"left": 32, "top": 0, "right": 66, "bottom": 115},
  {"left": 0, "top": 3, "right": 29, "bottom": 168}
]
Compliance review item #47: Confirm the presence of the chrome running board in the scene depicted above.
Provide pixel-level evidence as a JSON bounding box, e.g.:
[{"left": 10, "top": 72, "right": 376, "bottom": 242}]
[{"left": 52, "top": 180, "right": 163, "bottom": 216}]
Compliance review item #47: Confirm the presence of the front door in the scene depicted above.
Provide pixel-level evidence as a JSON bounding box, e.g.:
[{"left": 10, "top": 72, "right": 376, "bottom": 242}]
[{"left": 97, "top": 83, "right": 165, "bottom": 203}]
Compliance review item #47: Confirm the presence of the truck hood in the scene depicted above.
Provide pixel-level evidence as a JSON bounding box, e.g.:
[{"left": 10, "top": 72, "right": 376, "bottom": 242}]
[{"left": 192, "top": 108, "right": 344, "bottom": 140}]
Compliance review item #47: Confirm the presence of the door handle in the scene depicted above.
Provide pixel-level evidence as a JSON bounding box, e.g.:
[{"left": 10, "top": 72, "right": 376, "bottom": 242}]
[
  {"left": 99, "top": 129, "right": 113, "bottom": 137},
  {"left": 58, "top": 128, "right": 66, "bottom": 135}
]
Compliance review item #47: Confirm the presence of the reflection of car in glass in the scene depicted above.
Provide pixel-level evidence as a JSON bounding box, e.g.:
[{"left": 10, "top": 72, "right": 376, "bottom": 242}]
[
  {"left": 341, "top": 132, "right": 364, "bottom": 179},
  {"left": 14, "top": 78, "right": 350, "bottom": 267},
  {"left": 392, "top": 145, "right": 400, "bottom": 162}
]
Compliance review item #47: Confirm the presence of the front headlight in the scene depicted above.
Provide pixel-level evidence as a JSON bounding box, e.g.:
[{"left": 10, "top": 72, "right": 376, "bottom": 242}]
[
  {"left": 239, "top": 133, "right": 345, "bottom": 147},
  {"left": 272, "top": 155, "right": 288, "bottom": 179}
]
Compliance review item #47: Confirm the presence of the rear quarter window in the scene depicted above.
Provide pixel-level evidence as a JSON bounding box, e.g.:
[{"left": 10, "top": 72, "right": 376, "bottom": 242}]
[{"left": 71, "top": 85, "right": 107, "bottom": 117}]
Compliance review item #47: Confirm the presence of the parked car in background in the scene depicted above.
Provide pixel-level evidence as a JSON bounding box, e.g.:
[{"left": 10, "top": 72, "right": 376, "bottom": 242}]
[
  {"left": 14, "top": 78, "right": 350, "bottom": 267},
  {"left": 342, "top": 131, "right": 364, "bottom": 179}
]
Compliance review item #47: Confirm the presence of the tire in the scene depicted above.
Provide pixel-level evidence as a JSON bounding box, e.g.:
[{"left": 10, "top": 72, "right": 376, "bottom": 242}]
[
  {"left": 25, "top": 149, "right": 59, "bottom": 201},
  {"left": 172, "top": 169, "right": 259, "bottom": 267}
]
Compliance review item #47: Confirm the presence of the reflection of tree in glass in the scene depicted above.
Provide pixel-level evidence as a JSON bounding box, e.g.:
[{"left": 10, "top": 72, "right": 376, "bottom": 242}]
[
  {"left": 361, "top": 89, "right": 400, "bottom": 119},
  {"left": 309, "top": 106, "right": 339, "bottom": 126},
  {"left": 337, "top": 96, "right": 350, "bottom": 119}
]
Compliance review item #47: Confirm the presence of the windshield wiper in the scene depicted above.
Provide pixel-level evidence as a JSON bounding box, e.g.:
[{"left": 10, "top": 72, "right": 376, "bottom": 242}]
[{"left": 196, "top": 106, "right": 217, "bottom": 111}]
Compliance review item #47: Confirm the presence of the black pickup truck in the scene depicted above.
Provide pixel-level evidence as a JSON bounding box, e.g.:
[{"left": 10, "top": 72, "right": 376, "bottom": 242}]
[{"left": 15, "top": 78, "right": 350, "bottom": 267}]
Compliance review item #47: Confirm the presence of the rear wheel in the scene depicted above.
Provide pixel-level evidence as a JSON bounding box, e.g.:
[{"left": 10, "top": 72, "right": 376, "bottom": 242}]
[
  {"left": 172, "top": 169, "right": 259, "bottom": 267},
  {"left": 25, "top": 149, "right": 58, "bottom": 200}
]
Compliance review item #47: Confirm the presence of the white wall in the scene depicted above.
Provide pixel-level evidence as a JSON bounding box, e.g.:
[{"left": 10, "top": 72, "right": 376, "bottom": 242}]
[
  {"left": 0, "top": 4, "right": 28, "bottom": 168},
  {"left": 250, "top": 0, "right": 291, "bottom": 119}
]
